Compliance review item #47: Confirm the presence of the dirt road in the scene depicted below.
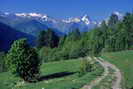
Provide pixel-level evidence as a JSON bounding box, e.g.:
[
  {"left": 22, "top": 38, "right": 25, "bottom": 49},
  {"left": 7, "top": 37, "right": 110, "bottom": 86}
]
[{"left": 82, "top": 57, "right": 122, "bottom": 89}]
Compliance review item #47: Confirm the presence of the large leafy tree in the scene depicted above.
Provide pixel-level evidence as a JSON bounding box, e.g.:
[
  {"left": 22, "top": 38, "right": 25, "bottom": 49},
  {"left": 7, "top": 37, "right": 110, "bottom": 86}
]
[{"left": 6, "top": 38, "right": 40, "bottom": 81}]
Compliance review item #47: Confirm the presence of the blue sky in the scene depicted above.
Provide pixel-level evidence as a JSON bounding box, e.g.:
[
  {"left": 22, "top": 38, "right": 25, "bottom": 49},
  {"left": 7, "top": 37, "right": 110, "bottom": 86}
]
[{"left": 0, "top": 0, "right": 133, "bottom": 21}]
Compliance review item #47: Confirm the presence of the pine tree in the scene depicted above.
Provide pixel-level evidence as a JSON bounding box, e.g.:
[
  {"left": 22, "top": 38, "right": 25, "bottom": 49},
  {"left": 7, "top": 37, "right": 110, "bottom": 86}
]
[
  {"left": 37, "top": 30, "right": 46, "bottom": 48},
  {"left": 37, "top": 29, "right": 59, "bottom": 48},
  {"left": 108, "top": 13, "right": 119, "bottom": 27}
]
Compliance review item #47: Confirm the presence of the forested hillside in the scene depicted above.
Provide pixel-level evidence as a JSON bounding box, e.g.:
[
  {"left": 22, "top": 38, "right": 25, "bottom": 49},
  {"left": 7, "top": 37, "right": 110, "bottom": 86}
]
[{"left": 38, "top": 12, "right": 133, "bottom": 62}]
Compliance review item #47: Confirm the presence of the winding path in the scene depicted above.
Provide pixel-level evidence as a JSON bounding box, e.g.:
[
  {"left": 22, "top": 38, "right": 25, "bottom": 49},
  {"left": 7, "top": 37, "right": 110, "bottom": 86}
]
[{"left": 82, "top": 57, "right": 122, "bottom": 89}]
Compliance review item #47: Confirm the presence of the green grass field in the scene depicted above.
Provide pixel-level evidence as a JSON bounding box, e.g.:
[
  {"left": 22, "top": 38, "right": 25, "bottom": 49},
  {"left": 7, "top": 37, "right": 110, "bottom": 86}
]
[
  {"left": 0, "top": 58, "right": 103, "bottom": 89},
  {"left": 101, "top": 50, "right": 133, "bottom": 89}
]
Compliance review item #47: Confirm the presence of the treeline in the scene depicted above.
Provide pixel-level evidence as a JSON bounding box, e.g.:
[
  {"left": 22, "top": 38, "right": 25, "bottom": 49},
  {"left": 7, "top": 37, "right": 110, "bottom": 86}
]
[
  {"left": 37, "top": 12, "right": 133, "bottom": 62},
  {"left": 89, "top": 12, "right": 133, "bottom": 53}
]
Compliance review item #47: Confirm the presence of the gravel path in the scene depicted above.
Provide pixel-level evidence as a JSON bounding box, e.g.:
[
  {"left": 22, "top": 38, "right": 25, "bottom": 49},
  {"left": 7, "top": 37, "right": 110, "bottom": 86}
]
[{"left": 82, "top": 57, "right": 122, "bottom": 89}]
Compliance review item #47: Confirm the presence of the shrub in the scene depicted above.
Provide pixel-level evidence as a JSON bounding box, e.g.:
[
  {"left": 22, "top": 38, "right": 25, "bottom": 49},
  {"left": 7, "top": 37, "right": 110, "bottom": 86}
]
[
  {"left": 6, "top": 38, "right": 41, "bottom": 82},
  {"left": 79, "top": 58, "right": 93, "bottom": 76}
]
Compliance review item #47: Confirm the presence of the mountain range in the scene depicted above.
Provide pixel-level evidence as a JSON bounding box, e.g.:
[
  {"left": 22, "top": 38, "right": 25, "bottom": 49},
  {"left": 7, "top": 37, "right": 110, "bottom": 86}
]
[
  {"left": 0, "top": 22, "right": 35, "bottom": 51},
  {"left": 0, "top": 11, "right": 123, "bottom": 51},
  {"left": 0, "top": 12, "right": 99, "bottom": 36}
]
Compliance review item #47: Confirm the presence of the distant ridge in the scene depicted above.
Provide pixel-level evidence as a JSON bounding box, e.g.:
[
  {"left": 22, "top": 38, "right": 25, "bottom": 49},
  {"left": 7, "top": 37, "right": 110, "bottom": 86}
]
[{"left": 0, "top": 22, "right": 35, "bottom": 51}]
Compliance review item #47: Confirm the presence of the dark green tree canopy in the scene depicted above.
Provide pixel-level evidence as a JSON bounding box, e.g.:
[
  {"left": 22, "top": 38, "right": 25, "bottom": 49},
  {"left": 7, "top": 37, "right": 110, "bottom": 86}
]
[
  {"left": 37, "top": 28, "right": 59, "bottom": 48},
  {"left": 6, "top": 38, "right": 40, "bottom": 81}
]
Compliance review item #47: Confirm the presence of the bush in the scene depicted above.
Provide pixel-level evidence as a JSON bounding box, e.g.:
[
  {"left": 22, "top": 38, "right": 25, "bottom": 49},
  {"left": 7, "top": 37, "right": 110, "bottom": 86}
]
[
  {"left": 6, "top": 39, "right": 41, "bottom": 82},
  {"left": 79, "top": 58, "right": 93, "bottom": 76}
]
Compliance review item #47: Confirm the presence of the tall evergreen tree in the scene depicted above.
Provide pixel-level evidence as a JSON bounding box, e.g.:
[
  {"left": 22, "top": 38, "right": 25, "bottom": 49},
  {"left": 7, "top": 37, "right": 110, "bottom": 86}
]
[
  {"left": 37, "top": 28, "right": 59, "bottom": 48},
  {"left": 123, "top": 13, "right": 133, "bottom": 46},
  {"left": 59, "top": 35, "right": 67, "bottom": 47},
  {"left": 37, "top": 30, "right": 46, "bottom": 48},
  {"left": 68, "top": 29, "right": 81, "bottom": 41},
  {"left": 108, "top": 13, "right": 119, "bottom": 27}
]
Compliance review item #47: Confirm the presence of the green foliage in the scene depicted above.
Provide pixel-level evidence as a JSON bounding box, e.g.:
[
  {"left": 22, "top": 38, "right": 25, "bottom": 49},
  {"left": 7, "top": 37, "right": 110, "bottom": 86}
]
[
  {"left": 59, "top": 29, "right": 88, "bottom": 59},
  {"left": 0, "top": 52, "right": 7, "bottom": 72},
  {"left": 68, "top": 41, "right": 88, "bottom": 58},
  {"left": 37, "top": 28, "right": 59, "bottom": 48},
  {"left": 38, "top": 12, "right": 133, "bottom": 62},
  {"left": 79, "top": 59, "right": 93, "bottom": 76},
  {"left": 6, "top": 38, "right": 40, "bottom": 81},
  {"left": 38, "top": 29, "right": 89, "bottom": 62},
  {"left": 85, "top": 12, "right": 133, "bottom": 55},
  {"left": 37, "top": 30, "right": 46, "bottom": 48},
  {"left": 68, "top": 29, "right": 81, "bottom": 41},
  {"left": 38, "top": 47, "right": 63, "bottom": 62},
  {"left": 38, "top": 47, "right": 52, "bottom": 62},
  {"left": 58, "top": 35, "right": 67, "bottom": 48}
]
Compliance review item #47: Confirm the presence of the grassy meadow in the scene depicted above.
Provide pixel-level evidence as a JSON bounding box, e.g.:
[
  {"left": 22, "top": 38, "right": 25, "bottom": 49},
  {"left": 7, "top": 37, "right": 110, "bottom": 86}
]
[
  {"left": 0, "top": 58, "right": 103, "bottom": 89},
  {"left": 101, "top": 50, "right": 133, "bottom": 89}
]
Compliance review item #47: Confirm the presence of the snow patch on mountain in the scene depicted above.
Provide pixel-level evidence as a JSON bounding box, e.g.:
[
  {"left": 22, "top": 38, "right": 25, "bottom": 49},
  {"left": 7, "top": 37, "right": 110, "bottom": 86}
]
[
  {"left": 113, "top": 11, "right": 123, "bottom": 19},
  {"left": 15, "top": 12, "right": 58, "bottom": 23},
  {"left": 28, "top": 13, "right": 42, "bottom": 17},
  {"left": 15, "top": 13, "right": 48, "bottom": 18},
  {"left": 15, "top": 13, "right": 27, "bottom": 17},
  {"left": 62, "top": 14, "right": 94, "bottom": 25},
  {"left": 62, "top": 17, "right": 81, "bottom": 23}
]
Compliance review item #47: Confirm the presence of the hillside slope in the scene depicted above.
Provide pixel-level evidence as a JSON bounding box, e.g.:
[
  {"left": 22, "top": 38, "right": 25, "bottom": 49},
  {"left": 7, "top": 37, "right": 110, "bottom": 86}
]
[{"left": 0, "top": 22, "right": 35, "bottom": 51}]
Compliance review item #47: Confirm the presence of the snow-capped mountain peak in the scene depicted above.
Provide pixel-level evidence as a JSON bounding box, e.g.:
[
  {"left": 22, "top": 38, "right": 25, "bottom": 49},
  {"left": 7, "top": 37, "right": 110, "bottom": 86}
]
[
  {"left": 62, "top": 14, "right": 92, "bottom": 25},
  {"left": 0, "top": 11, "right": 98, "bottom": 34},
  {"left": 15, "top": 13, "right": 48, "bottom": 18},
  {"left": 28, "top": 13, "right": 42, "bottom": 17},
  {"left": 81, "top": 14, "right": 91, "bottom": 25},
  {"left": 15, "top": 12, "right": 54, "bottom": 22},
  {"left": 113, "top": 11, "right": 122, "bottom": 16},
  {"left": 113, "top": 11, "right": 123, "bottom": 19}
]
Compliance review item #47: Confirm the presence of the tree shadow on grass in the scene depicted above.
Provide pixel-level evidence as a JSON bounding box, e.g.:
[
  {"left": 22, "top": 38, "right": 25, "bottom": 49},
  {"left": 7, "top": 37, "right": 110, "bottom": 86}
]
[
  {"left": 38, "top": 71, "right": 76, "bottom": 81},
  {"left": 130, "top": 87, "right": 133, "bottom": 89}
]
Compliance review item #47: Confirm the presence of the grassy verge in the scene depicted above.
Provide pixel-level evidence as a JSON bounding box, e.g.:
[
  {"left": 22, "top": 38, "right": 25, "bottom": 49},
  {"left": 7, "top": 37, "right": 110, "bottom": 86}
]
[
  {"left": 101, "top": 50, "right": 133, "bottom": 89},
  {"left": 0, "top": 58, "right": 103, "bottom": 89}
]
